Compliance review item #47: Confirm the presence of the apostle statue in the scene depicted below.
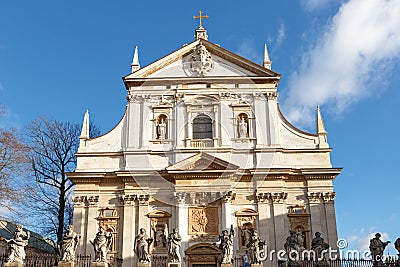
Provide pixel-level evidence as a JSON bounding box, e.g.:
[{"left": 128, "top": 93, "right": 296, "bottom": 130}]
[
  {"left": 241, "top": 226, "right": 253, "bottom": 247},
  {"left": 90, "top": 226, "right": 113, "bottom": 262},
  {"left": 311, "top": 232, "right": 330, "bottom": 263},
  {"left": 284, "top": 230, "right": 303, "bottom": 264},
  {"left": 395, "top": 238, "right": 400, "bottom": 256},
  {"left": 4, "top": 224, "right": 30, "bottom": 263},
  {"left": 214, "top": 226, "right": 235, "bottom": 264},
  {"left": 167, "top": 228, "right": 182, "bottom": 263},
  {"left": 369, "top": 233, "right": 390, "bottom": 266},
  {"left": 134, "top": 228, "right": 153, "bottom": 263},
  {"left": 58, "top": 225, "right": 81, "bottom": 262},
  {"left": 246, "top": 230, "right": 266, "bottom": 265},
  {"left": 238, "top": 117, "right": 248, "bottom": 139},
  {"left": 157, "top": 118, "right": 167, "bottom": 140}
]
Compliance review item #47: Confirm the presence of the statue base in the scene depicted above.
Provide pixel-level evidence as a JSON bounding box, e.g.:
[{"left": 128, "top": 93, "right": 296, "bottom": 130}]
[
  {"left": 58, "top": 262, "right": 75, "bottom": 267},
  {"left": 251, "top": 264, "right": 262, "bottom": 267},
  {"left": 315, "top": 261, "right": 329, "bottom": 267},
  {"left": 5, "top": 262, "right": 24, "bottom": 267},
  {"left": 220, "top": 264, "right": 233, "bottom": 267},
  {"left": 137, "top": 262, "right": 151, "bottom": 267},
  {"left": 168, "top": 263, "right": 181, "bottom": 267},
  {"left": 287, "top": 261, "right": 301, "bottom": 267},
  {"left": 91, "top": 262, "right": 108, "bottom": 267}
]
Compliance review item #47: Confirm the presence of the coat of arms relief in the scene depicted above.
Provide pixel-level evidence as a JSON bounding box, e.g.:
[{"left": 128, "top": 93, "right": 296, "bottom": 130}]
[{"left": 191, "top": 42, "right": 214, "bottom": 76}]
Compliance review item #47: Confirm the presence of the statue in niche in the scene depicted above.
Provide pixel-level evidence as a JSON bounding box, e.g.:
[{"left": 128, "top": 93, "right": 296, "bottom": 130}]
[
  {"left": 4, "top": 224, "right": 30, "bottom": 263},
  {"left": 241, "top": 224, "right": 253, "bottom": 247},
  {"left": 157, "top": 118, "right": 167, "bottom": 140},
  {"left": 152, "top": 224, "right": 167, "bottom": 248},
  {"left": 238, "top": 116, "right": 248, "bottom": 139},
  {"left": 369, "top": 233, "right": 390, "bottom": 266},
  {"left": 134, "top": 228, "right": 153, "bottom": 263},
  {"left": 90, "top": 226, "right": 113, "bottom": 262},
  {"left": 58, "top": 225, "right": 81, "bottom": 262},
  {"left": 246, "top": 230, "right": 266, "bottom": 265},
  {"left": 311, "top": 232, "right": 330, "bottom": 262},
  {"left": 214, "top": 226, "right": 235, "bottom": 264},
  {"left": 167, "top": 228, "right": 182, "bottom": 263}
]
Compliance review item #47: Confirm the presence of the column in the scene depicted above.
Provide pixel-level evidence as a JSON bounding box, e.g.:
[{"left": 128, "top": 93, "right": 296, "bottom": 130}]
[
  {"left": 269, "top": 193, "right": 288, "bottom": 258},
  {"left": 141, "top": 100, "right": 152, "bottom": 149},
  {"left": 221, "top": 191, "right": 235, "bottom": 230},
  {"left": 220, "top": 97, "right": 233, "bottom": 147},
  {"left": 266, "top": 92, "right": 280, "bottom": 147},
  {"left": 322, "top": 192, "right": 338, "bottom": 250},
  {"left": 256, "top": 193, "right": 274, "bottom": 267},
  {"left": 137, "top": 195, "right": 150, "bottom": 232},
  {"left": 175, "top": 94, "right": 186, "bottom": 148},
  {"left": 307, "top": 192, "right": 323, "bottom": 238},
  {"left": 127, "top": 97, "right": 143, "bottom": 149},
  {"left": 72, "top": 196, "right": 86, "bottom": 255},
  {"left": 121, "top": 195, "right": 137, "bottom": 267},
  {"left": 174, "top": 192, "right": 188, "bottom": 261},
  {"left": 86, "top": 196, "right": 100, "bottom": 256},
  {"left": 253, "top": 93, "right": 268, "bottom": 148}
]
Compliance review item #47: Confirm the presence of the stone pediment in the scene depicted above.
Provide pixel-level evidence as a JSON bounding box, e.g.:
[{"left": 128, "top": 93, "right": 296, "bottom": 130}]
[
  {"left": 124, "top": 39, "right": 280, "bottom": 80},
  {"left": 166, "top": 153, "right": 239, "bottom": 171}
]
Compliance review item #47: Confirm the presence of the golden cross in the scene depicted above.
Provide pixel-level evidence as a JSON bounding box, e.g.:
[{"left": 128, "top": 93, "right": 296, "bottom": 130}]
[{"left": 193, "top": 10, "right": 209, "bottom": 29}]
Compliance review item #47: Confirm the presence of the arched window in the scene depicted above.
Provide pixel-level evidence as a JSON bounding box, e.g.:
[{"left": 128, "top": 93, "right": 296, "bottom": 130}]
[{"left": 193, "top": 115, "right": 213, "bottom": 139}]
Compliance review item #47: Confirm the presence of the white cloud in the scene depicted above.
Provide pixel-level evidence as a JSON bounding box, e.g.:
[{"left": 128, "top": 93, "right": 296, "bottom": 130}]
[
  {"left": 283, "top": 0, "right": 400, "bottom": 127},
  {"left": 345, "top": 230, "right": 394, "bottom": 258},
  {"left": 236, "top": 38, "right": 259, "bottom": 63}
]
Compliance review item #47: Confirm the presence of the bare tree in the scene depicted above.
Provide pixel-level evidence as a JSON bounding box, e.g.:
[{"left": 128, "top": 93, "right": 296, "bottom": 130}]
[{"left": 24, "top": 116, "right": 100, "bottom": 244}]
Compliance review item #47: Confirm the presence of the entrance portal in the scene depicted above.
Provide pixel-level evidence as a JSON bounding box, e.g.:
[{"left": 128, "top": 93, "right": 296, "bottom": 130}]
[{"left": 185, "top": 243, "right": 220, "bottom": 267}]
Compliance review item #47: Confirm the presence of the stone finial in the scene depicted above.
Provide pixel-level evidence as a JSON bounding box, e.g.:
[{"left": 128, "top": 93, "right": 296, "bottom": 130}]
[
  {"left": 79, "top": 110, "right": 89, "bottom": 140},
  {"left": 131, "top": 46, "right": 140, "bottom": 72},
  {"left": 316, "top": 106, "right": 329, "bottom": 148},
  {"left": 263, "top": 44, "right": 272, "bottom": 69}
]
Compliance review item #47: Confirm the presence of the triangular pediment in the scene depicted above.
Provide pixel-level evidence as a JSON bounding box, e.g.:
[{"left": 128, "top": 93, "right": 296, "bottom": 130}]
[
  {"left": 166, "top": 153, "right": 239, "bottom": 171},
  {"left": 124, "top": 39, "right": 280, "bottom": 80}
]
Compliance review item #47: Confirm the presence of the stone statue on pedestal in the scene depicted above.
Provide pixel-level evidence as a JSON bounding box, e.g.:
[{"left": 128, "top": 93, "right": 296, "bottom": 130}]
[
  {"left": 214, "top": 226, "right": 234, "bottom": 264},
  {"left": 369, "top": 233, "right": 390, "bottom": 267},
  {"left": 4, "top": 224, "right": 30, "bottom": 264},
  {"left": 246, "top": 230, "right": 265, "bottom": 265},
  {"left": 395, "top": 238, "right": 400, "bottom": 256},
  {"left": 157, "top": 119, "right": 167, "bottom": 140},
  {"left": 134, "top": 228, "right": 153, "bottom": 263},
  {"left": 90, "top": 226, "right": 113, "bottom": 263},
  {"left": 311, "top": 232, "right": 330, "bottom": 266},
  {"left": 167, "top": 228, "right": 182, "bottom": 263},
  {"left": 283, "top": 230, "right": 303, "bottom": 266},
  {"left": 238, "top": 117, "right": 248, "bottom": 139},
  {"left": 58, "top": 225, "right": 81, "bottom": 262}
]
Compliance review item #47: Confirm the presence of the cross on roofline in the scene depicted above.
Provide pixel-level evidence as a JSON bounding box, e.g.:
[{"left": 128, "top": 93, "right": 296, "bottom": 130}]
[{"left": 193, "top": 10, "right": 209, "bottom": 29}]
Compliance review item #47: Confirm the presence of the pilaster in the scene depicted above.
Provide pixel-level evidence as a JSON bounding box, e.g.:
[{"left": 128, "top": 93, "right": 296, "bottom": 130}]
[
  {"left": 137, "top": 195, "right": 150, "bottom": 232},
  {"left": 86, "top": 195, "right": 100, "bottom": 257},
  {"left": 254, "top": 93, "right": 268, "bottom": 147},
  {"left": 221, "top": 191, "right": 235, "bottom": 230},
  {"left": 256, "top": 193, "right": 274, "bottom": 267},
  {"left": 322, "top": 192, "right": 338, "bottom": 249},
  {"left": 307, "top": 192, "right": 323, "bottom": 237},
  {"left": 174, "top": 192, "right": 188, "bottom": 258},
  {"left": 120, "top": 194, "right": 137, "bottom": 267},
  {"left": 72, "top": 196, "right": 86, "bottom": 255},
  {"left": 266, "top": 92, "right": 280, "bottom": 147},
  {"left": 127, "top": 96, "right": 143, "bottom": 148}
]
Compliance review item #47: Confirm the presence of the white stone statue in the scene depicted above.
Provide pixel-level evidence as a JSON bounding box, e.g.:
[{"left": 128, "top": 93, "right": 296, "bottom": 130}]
[
  {"left": 246, "top": 230, "right": 266, "bottom": 265},
  {"left": 134, "top": 228, "right": 153, "bottom": 263},
  {"left": 168, "top": 228, "right": 182, "bottom": 263},
  {"left": 5, "top": 224, "right": 30, "bottom": 263},
  {"left": 214, "top": 226, "right": 235, "bottom": 264},
  {"left": 90, "top": 226, "right": 113, "bottom": 262},
  {"left": 157, "top": 118, "right": 167, "bottom": 140},
  {"left": 58, "top": 225, "right": 81, "bottom": 262},
  {"left": 239, "top": 117, "right": 248, "bottom": 138}
]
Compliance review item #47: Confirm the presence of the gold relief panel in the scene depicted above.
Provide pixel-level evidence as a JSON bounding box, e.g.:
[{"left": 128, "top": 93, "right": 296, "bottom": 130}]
[{"left": 188, "top": 207, "right": 218, "bottom": 235}]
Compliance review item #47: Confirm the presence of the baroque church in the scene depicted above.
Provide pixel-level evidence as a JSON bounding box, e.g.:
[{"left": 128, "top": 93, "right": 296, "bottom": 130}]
[{"left": 69, "top": 15, "right": 341, "bottom": 267}]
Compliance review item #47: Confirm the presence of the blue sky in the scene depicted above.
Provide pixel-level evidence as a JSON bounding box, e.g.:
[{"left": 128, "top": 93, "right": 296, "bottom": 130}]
[{"left": 1, "top": 0, "right": 400, "bottom": 253}]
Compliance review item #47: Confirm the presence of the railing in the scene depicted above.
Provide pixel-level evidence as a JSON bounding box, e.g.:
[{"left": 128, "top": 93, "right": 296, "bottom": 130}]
[
  {"left": 190, "top": 139, "right": 214, "bottom": 148},
  {"left": 0, "top": 253, "right": 92, "bottom": 267}
]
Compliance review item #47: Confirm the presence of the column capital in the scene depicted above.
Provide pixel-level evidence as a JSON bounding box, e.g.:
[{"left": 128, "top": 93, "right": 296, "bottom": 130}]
[
  {"left": 307, "top": 192, "right": 322, "bottom": 203},
  {"left": 257, "top": 192, "right": 287, "bottom": 204},
  {"left": 72, "top": 196, "right": 86, "bottom": 207},
  {"left": 322, "top": 192, "right": 336, "bottom": 203},
  {"left": 138, "top": 194, "right": 150, "bottom": 206},
  {"left": 87, "top": 195, "right": 99, "bottom": 206},
  {"left": 120, "top": 194, "right": 137, "bottom": 205},
  {"left": 220, "top": 191, "right": 236, "bottom": 203},
  {"left": 174, "top": 192, "right": 187, "bottom": 204}
]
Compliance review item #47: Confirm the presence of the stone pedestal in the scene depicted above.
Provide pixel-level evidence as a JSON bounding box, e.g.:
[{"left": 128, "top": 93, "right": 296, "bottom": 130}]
[
  {"left": 4, "top": 262, "right": 24, "bottom": 267},
  {"left": 58, "top": 261, "right": 75, "bottom": 267},
  {"left": 168, "top": 262, "right": 181, "bottom": 267},
  {"left": 251, "top": 264, "right": 262, "bottom": 267},
  {"left": 221, "top": 264, "right": 232, "bottom": 267},
  {"left": 91, "top": 262, "right": 108, "bottom": 267},
  {"left": 315, "top": 261, "right": 329, "bottom": 267},
  {"left": 137, "top": 262, "right": 151, "bottom": 267}
]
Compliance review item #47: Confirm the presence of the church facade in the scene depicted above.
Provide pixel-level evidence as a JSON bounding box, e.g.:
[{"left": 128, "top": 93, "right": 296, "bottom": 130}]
[{"left": 69, "top": 25, "right": 341, "bottom": 267}]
